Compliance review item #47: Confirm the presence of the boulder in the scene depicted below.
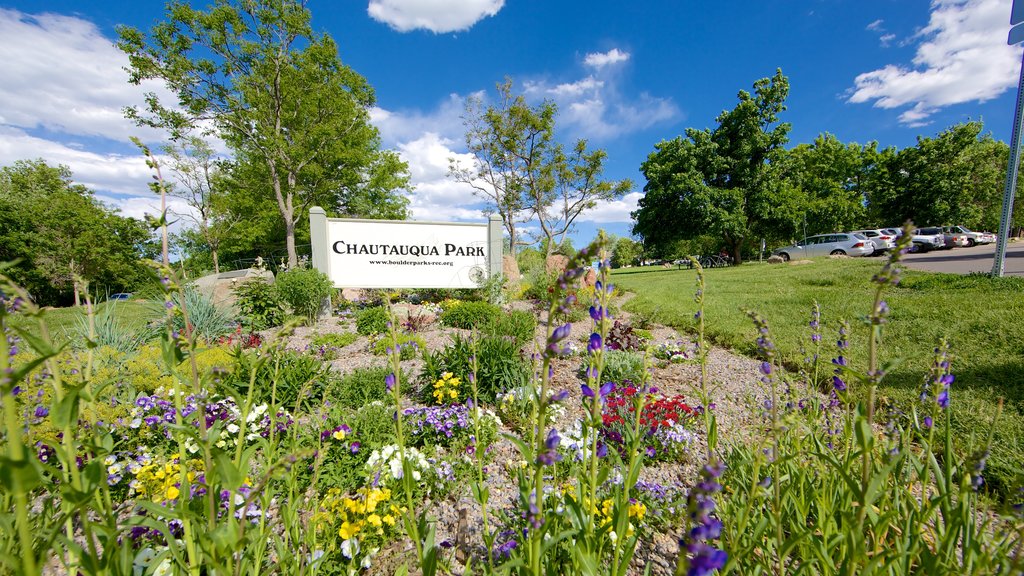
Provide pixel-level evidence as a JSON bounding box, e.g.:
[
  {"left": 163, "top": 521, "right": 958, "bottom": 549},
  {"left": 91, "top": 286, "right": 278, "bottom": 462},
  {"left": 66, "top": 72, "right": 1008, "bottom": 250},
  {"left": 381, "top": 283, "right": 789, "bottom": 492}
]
[
  {"left": 582, "top": 268, "right": 598, "bottom": 287},
  {"left": 340, "top": 288, "right": 366, "bottom": 302},
  {"left": 545, "top": 254, "right": 570, "bottom": 274},
  {"left": 767, "top": 255, "right": 785, "bottom": 264},
  {"left": 502, "top": 255, "right": 521, "bottom": 282},
  {"left": 191, "top": 268, "right": 274, "bottom": 311}
]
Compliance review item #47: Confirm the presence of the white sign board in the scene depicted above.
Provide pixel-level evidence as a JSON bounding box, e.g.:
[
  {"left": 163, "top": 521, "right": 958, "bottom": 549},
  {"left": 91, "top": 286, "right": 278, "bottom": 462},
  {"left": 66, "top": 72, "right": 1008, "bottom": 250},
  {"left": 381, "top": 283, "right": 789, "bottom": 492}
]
[{"left": 323, "top": 219, "right": 490, "bottom": 288}]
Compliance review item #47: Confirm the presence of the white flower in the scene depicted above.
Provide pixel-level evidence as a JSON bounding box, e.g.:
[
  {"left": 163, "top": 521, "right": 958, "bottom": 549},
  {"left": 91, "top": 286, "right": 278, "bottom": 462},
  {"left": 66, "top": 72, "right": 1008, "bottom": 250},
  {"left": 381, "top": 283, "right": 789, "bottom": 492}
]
[
  {"left": 227, "top": 423, "right": 240, "bottom": 434},
  {"left": 341, "top": 537, "right": 360, "bottom": 559}
]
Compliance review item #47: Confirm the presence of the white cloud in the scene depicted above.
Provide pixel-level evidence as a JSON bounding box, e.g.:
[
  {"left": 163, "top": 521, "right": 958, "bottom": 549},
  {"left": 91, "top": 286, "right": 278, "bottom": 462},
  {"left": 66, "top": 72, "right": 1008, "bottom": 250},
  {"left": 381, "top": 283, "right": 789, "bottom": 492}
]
[
  {"left": 848, "top": 0, "right": 1022, "bottom": 126},
  {"left": 879, "top": 33, "right": 897, "bottom": 47},
  {"left": 367, "top": 0, "right": 504, "bottom": 33},
  {"left": 370, "top": 92, "right": 472, "bottom": 146},
  {"left": 575, "top": 192, "right": 642, "bottom": 224},
  {"left": 0, "top": 126, "right": 154, "bottom": 196},
  {"left": 0, "top": 9, "right": 173, "bottom": 143},
  {"left": 584, "top": 48, "right": 631, "bottom": 69},
  {"left": 391, "top": 132, "right": 487, "bottom": 221},
  {"left": 520, "top": 49, "right": 677, "bottom": 139},
  {"left": 866, "top": 19, "right": 886, "bottom": 31}
]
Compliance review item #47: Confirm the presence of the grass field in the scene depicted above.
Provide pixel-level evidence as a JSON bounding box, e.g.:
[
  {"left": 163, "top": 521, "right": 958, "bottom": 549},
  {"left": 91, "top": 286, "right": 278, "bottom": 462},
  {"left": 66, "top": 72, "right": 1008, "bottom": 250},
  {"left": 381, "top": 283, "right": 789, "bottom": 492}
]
[
  {"left": 613, "top": 258, "right": 1024, "bottom": 497},
  {"left": 6, "top": 300, "right": 154, "bottom": 345}
]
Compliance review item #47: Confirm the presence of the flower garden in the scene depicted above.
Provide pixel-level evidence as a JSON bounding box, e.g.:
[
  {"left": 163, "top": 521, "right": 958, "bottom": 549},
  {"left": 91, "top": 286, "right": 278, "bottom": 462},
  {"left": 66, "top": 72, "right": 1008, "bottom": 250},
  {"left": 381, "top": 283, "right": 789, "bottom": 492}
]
[{"left": 1, "top": 232, "right": 1023, "bottom": 575}]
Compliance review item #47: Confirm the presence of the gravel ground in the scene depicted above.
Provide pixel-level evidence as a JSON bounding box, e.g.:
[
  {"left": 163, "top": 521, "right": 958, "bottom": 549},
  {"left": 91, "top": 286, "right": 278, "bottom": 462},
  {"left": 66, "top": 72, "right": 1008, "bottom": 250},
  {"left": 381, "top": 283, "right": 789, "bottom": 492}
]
[{"left": 286, "top": 297, "right": 771, "bottom": 575}]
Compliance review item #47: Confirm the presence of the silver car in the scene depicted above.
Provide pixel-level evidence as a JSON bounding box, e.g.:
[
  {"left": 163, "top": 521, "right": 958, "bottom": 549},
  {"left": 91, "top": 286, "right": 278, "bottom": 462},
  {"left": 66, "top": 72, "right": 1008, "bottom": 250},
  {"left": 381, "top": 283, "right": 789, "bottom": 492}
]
[
  {"left": 850, "top": 229, "right": 897, "bottom": 256},
  {"left": 773, "top": 233, "right": 874, "bottom": 261}
]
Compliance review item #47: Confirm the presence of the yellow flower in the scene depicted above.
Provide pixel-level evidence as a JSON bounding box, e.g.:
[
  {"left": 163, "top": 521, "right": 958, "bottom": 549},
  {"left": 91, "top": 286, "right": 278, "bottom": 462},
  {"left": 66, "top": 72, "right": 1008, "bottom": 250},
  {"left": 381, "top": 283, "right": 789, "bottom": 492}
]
[
  {"left": 382, "top": 514, "right": 396, "bottom": 526},
  {"left": 449, "top": 389, "right": 458, "bottom": 399},
  {"left": 338, "top": 521, "right": 361, "bottom": 539},
  {"left": 332, "top": 429, "right": 346, "bottom": 440},
  {"left": 165, "top": 486, "right": 180, "bottom": 500},
  {"left": 628, "top": 502, "right": 647, "bottom": 519},
  {"left": 441, "top": 372, "right": 453, "bottom": 380},
  {"left": 367, "top": 514, "right": 382, "bottom": 528}
]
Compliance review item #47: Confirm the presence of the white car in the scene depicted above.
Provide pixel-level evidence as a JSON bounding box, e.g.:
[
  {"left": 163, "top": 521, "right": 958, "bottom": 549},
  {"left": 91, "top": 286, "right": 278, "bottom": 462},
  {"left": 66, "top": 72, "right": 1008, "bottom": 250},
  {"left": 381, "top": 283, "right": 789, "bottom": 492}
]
[
  {"left": 773, "top": 233, "right": 874, "bottom": 261},
  {"left": 943, "top": 225, "right": 996, "bottom": 246},
  {"left": 850, "top": 229, "right": 897, "bottom": 256}
]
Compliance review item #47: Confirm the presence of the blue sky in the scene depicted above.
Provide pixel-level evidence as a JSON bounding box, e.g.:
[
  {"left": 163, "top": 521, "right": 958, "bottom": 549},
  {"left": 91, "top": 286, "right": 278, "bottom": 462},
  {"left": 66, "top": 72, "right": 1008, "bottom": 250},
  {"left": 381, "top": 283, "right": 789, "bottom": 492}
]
[{"left": 0, "top": 0, "right": 1021, "bottom": 250}]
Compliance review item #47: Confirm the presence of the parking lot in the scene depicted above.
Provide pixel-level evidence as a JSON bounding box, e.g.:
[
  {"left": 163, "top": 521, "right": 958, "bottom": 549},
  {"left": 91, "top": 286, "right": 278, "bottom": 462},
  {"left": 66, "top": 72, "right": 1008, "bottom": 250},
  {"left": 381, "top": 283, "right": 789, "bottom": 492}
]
[{"left": 900, "top": 240, "right": 1024, "bottom": 276}]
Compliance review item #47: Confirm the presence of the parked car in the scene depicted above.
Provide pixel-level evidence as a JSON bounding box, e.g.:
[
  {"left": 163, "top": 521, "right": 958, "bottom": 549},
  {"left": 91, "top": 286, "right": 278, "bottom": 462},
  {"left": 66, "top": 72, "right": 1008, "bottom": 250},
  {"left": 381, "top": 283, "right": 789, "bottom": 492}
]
[
  {"left": 108, "top": 292, "right": 133, "bottom": 301},
  {"left": 915, "top": 226, "right": 962, "bottom": 249},
  {"left": 772, "top": 233, "right": 873, "bottom": 261},
  {"left": 942, "top": 225, "right": 996, "bottom": 246},
  {"left": 908, "top": 229, "right": 945, "bottom": 253},
  {"left": 850, "top": 229, "right": 897, "bottom": 256}
]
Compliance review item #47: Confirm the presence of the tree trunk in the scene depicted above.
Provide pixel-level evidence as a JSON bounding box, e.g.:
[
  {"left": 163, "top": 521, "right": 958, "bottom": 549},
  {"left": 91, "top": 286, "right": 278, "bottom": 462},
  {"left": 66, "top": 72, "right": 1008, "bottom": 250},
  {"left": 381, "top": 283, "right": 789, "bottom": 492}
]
[
  {"left": 212, "top": 249, "right": 220, "bottom": 275},
  {"left": 285, "top": 219, "right": 297, "bottom": 269},
  {"left": 731, "top": 244, "right": 743, "bottom": 266}
]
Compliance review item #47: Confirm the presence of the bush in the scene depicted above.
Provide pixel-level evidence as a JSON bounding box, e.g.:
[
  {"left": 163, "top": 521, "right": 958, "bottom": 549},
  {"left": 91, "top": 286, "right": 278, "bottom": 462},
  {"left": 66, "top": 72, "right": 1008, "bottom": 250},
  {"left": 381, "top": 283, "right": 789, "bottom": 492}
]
[
  {"left": 607, "top": 320, "right": 645, "bottom": 351},
  {"left": 233, "top": 278, "right": 284, "bottom": 330},
  {"left": 421, "top": 334, "right": 531, "bottom": 403},
  {"left": 333, "top": 366, "right": 401, "bottom": 410},
  {"left": 439, "top": 300, "right": 501, "bottom": 329},
  {"left": 355, "top": 306, "right": 390, "bottom": 335},
  {"left": 310, "top": 332, "right": 359, "bottom": 349},
  {"left": 582, "top": 349, "right": 647, "bottom": 385},
  {"left": 274, "top": 267, "right": 333, "bottom": 324},
  {"left": 485, "top": 309, "right": 537, "bottom": 347}
]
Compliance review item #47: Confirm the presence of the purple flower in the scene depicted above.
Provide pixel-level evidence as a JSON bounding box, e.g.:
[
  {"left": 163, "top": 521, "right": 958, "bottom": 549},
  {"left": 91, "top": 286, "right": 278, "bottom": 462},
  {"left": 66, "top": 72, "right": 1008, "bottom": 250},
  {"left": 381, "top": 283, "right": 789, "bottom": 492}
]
[
  {"left": 536, "top": 428, "right": 562, "bottom": 466},
  {"left": 759, "top": 362, "right": 771, "bottom": 376},
  {"left": 678, "top": 458, "right": 727, "bottom": 576},
  {"left": 550, "top": 390, "right": 568, "bottom": 403},
  {"left": 588, "top": 332, "right": 603, "bottom": 354},
  {"left": 599, "top": 381, "right": 615, "bottom": 397},
  {"left": 582, "top": 384, "right": 594, "bottom": 398},
  {"left": 385, "top": 372, "right": 395, "bottom": 392},
  {"left": 923, "top": 416, "right": 933, "bottom": 429},
  {"left": 590, "top": 306, "right": 603, "bottom": 322},
  {"left": 549, "top": 323, "right": 571, "bottom": 344},
  {"left": 937, "top": 389, "right": 949, "bottom": 408},
  {"left": 832, "top": 375, "right": 847, "bottom": 392},
  {"left": 34, "top": 405, "right": 48, "bottom": 418}
]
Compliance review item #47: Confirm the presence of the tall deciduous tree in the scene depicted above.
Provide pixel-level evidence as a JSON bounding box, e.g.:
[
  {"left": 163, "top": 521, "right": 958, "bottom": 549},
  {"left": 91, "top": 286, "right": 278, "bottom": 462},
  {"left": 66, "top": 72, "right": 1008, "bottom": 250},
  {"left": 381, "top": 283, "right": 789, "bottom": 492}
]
[
  {"left": 0, "top": 160, "right": 154, "bottom": 306},
  {"left": 162, "top": 135, "right": 237, "bottom": 274},
  {"left": 633, "top": 70, "right": 794, "bottom": 263},
  {"left": 779, "top": 134, "right": 871, "bottom": 236},
  {"left": 118, "top": 0, "right": 410, "bottom": 268},
  {"left": 451, "top": 79, "right": 630, "bottom": 256}
]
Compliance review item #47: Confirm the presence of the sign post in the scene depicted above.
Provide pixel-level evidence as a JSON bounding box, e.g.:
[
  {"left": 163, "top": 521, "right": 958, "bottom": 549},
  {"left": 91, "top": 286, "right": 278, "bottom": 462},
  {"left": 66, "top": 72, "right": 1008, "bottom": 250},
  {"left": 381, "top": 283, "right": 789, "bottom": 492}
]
[{"left": 992, "top": 1, "right": 1024, "bottom": 276}]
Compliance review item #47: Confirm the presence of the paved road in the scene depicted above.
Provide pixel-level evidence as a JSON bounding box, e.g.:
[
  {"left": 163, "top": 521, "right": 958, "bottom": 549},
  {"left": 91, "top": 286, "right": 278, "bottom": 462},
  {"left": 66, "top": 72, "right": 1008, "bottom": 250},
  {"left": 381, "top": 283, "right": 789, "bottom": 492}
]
[{"left": 900, "top": 241, "right": 1024, "bottom": 276}]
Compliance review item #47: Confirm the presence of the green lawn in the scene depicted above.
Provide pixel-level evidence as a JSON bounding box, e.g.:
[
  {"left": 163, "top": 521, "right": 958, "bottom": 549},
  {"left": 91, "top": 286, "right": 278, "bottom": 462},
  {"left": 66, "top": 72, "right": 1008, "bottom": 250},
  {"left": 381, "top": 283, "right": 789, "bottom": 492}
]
[
  {"left": 6, "top": 300, "right": 154, "bottom": 345},
  {"left": 613, "top": 258, "right": 1024, "bottom": 497}
]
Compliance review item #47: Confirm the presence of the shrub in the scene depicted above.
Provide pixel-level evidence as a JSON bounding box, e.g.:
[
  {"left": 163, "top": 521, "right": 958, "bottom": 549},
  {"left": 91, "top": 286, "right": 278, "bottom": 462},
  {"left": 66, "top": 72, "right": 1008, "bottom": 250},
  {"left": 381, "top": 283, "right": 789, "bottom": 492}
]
[
  {"left": 439, "top": 300, "right": 501, "bottom": 329},
  {"left": 485, "top": 309, "right": 537, "bottom": 347},
  {"left": 355, "top": 305, "right": 390, "bottom": 335},
  {"left": 421, "top": 334, "right": 530, "bottom": 403},
  {"left": 607, "top": 320, "right": 645, "bottom": 351},
  {"left": 274, "top": 267, "right": 333, "bottom": 324},
  {"left": 582, "top": 349, "right": 647, "bottom": 385},
  {"left": 233, "top": 278, "right": 284, "bottom": 330},
  {"left": 333, "top": 366, "right": 401, "bottom": 409}
]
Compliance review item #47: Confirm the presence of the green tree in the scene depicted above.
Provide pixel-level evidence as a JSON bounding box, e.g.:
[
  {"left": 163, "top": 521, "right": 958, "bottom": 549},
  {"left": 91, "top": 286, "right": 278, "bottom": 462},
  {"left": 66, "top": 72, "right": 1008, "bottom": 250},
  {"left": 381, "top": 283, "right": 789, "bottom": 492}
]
[
  {"left": 451, "top": 79, "right": 630, "bottom": 256},
  {"left": 118, "top": 0, "right": 410, "bottom": 268},
  {"left": 633, "top": 70, "right": 795, "bottom": 263},
  {"left": 865, "top": 122, "right": 1007, "bottom": 230},
  {"left": 779, "top": 134, "right": 870, "bottom": 236},
  {"left": 0, "top": 160, "right": 155, "bottom": 306},
  {"left": 610, "top": 236, "right": 642, "bottom": 268},
  {"left": 163, "top": 135, "right": 238, "bottom": 274}
]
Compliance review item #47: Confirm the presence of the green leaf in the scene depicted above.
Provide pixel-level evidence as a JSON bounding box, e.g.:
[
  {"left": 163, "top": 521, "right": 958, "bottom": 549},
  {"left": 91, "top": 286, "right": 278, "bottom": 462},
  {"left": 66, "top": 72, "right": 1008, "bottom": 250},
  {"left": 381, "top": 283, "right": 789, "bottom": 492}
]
[
  {"left": 0, "top": 455, "right": 44, "bottom": 492},
  {"left": 50, "top": 388, "right": 81, "bottom": 429},
  {"left": 214, "top": 452, "right": 243, "bottom": 489}
]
